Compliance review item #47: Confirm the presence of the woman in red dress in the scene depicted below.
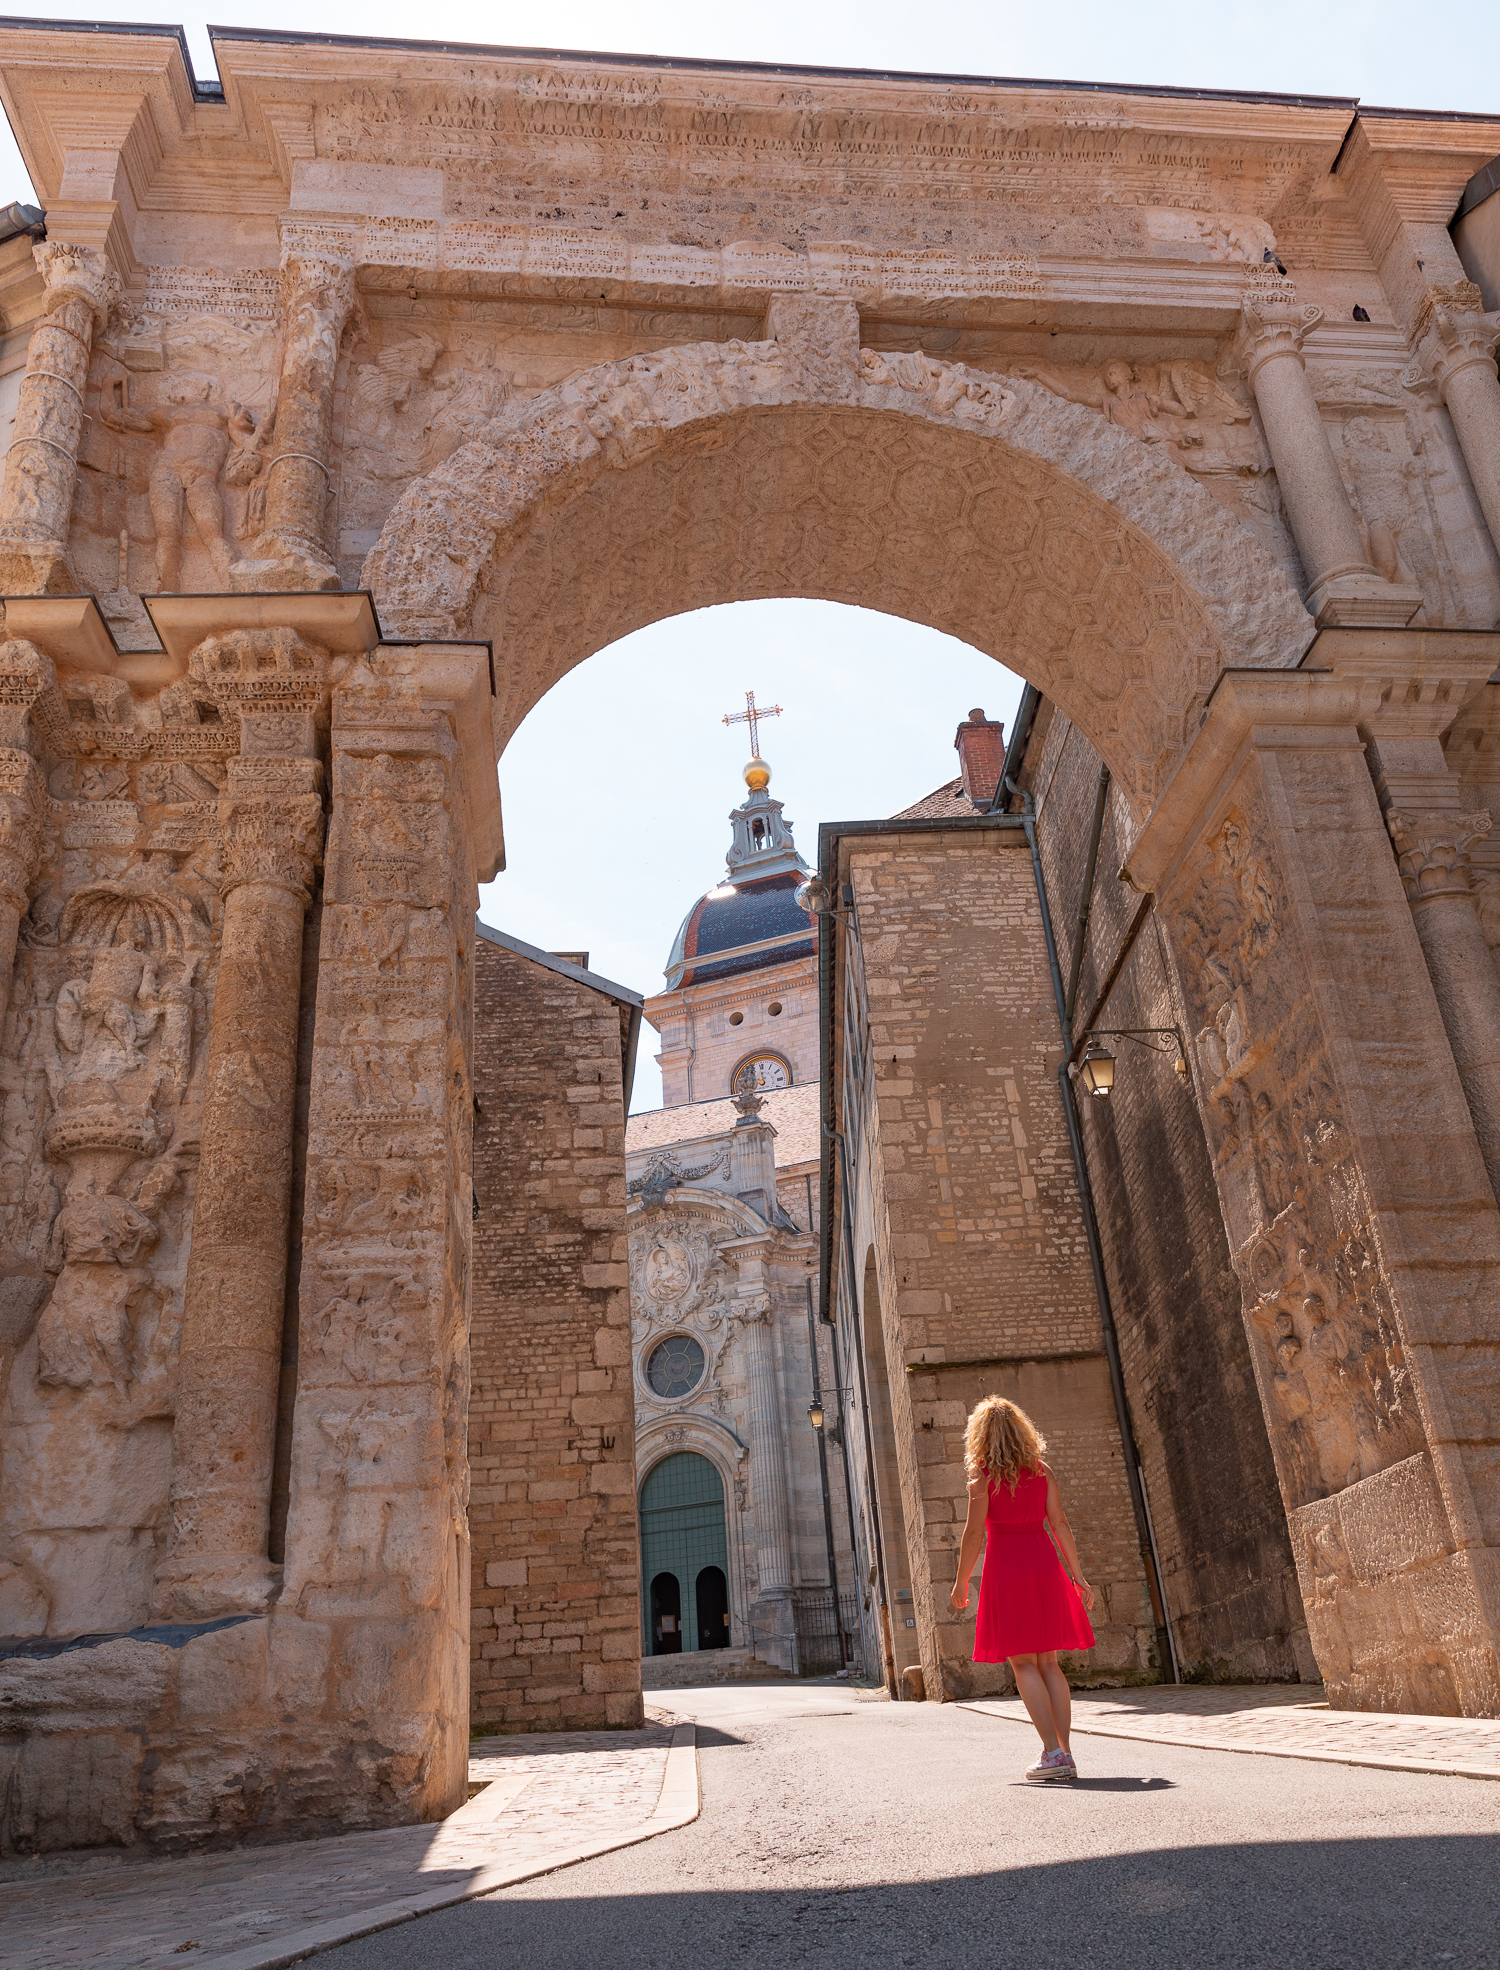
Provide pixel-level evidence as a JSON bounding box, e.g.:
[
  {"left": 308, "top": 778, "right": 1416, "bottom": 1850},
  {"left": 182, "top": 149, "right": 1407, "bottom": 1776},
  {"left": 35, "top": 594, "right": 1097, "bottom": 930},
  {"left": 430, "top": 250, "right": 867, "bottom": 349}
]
[{"left": 949, "top": 1395, "right": 1096, "bottom": 1782}]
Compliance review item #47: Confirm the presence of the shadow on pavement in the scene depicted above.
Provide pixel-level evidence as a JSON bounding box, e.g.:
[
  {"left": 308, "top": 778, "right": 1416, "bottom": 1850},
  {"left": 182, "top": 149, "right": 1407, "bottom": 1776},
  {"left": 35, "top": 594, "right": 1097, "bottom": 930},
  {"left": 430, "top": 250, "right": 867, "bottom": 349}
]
[{"left": 322, "top": 1834, "right": 1500, "bottom": 1969}]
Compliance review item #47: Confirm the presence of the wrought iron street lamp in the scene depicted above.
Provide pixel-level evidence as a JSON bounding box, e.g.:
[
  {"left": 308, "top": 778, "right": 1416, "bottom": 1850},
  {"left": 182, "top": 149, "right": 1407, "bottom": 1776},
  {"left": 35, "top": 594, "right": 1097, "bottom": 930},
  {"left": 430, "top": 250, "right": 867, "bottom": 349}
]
[{"left": 1070, "top": 1027, "right": 1187, "bottom": 1098}]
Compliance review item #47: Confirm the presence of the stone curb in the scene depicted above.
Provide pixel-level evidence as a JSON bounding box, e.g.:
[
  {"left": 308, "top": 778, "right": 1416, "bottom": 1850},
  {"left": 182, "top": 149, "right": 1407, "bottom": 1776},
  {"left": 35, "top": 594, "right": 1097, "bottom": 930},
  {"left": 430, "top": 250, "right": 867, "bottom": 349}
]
[
  {"left": 190, "top": 1723, "right": 699, "bottom": 1970},
  {"left": 958, "top": 1704, "right": 1500, "bottom": 1781}
]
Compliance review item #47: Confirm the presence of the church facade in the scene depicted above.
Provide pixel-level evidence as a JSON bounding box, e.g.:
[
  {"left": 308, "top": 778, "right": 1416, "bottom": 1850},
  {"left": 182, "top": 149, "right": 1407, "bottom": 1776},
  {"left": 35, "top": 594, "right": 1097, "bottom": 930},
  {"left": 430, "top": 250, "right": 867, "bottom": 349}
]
[
  {"left": 625, "top": 757, "right": 856, "bottom": 1677},
  {"left": 2, "top": 21, "right": 1500, "bottom": 1854}
]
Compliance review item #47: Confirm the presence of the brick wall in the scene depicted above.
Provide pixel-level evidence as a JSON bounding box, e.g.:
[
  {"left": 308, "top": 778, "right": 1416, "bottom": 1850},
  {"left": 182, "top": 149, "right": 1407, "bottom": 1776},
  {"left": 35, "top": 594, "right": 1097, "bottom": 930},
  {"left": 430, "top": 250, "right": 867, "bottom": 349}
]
[
  {"left": 1023, "top": 708, "right": 1313, "bottom": 1682},
  {"left": 834, "top": 826, "right": 1154, "bottom": 1701},
  {"left": 469, "top": 932, "right": 644, "bottom": 1732}
]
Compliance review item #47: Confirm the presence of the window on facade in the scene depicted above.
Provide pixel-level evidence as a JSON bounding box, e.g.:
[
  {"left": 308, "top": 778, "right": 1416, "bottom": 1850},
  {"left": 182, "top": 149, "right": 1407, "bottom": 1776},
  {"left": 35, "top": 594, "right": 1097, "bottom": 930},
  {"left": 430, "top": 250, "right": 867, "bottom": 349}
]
[{"left": 646, "top": 1333, "right": 706, "bottom": 1398}]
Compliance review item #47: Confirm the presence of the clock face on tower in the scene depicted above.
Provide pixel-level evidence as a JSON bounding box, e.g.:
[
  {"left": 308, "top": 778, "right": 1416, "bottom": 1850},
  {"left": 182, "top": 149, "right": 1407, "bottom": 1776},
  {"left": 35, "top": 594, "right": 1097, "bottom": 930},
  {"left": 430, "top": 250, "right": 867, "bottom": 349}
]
[{"left": 732, "top": 1052, "right": 792, "bottom": 1094}]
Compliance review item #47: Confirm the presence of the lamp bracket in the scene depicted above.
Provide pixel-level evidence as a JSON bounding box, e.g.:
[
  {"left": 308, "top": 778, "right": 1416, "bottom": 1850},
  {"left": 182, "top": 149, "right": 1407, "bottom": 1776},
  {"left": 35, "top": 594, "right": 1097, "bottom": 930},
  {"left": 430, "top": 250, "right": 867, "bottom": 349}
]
[{"left": 1067, "top": 1025, "right": 1187, "bottom": 1079}]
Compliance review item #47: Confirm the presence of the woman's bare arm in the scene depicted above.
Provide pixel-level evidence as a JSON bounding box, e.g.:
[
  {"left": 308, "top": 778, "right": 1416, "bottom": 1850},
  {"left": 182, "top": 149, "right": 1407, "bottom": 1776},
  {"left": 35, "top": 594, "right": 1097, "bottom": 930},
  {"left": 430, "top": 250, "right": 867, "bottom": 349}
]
[
  {"left": 1044, "top": 1468, "right": 1096, "bottom": 1610},
  {"left": 949, "top": 1474, "right": 989, "bottom": 1612}
]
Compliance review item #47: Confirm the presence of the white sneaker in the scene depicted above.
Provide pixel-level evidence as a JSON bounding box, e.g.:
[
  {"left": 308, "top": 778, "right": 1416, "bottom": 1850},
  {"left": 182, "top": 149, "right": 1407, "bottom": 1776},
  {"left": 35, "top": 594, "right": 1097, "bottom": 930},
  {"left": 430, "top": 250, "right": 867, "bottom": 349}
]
[{"left": 1025, "top": 1749, "right": 1074, "bottom": 1782}]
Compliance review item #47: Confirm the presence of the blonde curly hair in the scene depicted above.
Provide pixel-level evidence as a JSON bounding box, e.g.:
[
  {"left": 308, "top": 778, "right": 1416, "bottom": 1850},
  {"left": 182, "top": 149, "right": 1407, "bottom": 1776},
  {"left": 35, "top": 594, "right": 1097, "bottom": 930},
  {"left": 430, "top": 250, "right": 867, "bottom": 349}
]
[{"left": 964, "top": 1395, "right": 1047, "bottom": 1492}]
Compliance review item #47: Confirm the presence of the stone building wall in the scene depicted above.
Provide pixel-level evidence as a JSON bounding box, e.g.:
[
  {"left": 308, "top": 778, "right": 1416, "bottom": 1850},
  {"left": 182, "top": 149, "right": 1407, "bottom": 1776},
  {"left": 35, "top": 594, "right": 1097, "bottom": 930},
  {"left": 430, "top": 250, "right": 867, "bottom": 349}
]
[
  {"left": 468, "top": 930, "right": 643, "bottom": 1732},
  {"left": 831, "top": 824, "right": 1155, "bottom": 1702},
  {"left": 1021, "top": 706, "right": 1316, "bottom": 1682}
]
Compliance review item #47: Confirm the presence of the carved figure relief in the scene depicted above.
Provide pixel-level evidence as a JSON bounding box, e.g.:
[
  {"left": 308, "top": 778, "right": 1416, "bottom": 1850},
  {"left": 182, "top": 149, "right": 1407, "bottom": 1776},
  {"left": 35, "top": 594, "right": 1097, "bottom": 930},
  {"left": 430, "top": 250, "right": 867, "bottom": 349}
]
[
  {"left": 28, "top": 885, "right": 204, "bottom": 1403},
  {"left": 1168, "top": 788, "right": 1426, "bottom": 1512},
  {"left": 338, "top": 324, "right": 514, "bottom": 564},
  {"left": 628, "top": 1210, "right": 734, "bottom": 1329},
  {"left": 998, "top": 355, "right": 1263, "bottom": 477}
]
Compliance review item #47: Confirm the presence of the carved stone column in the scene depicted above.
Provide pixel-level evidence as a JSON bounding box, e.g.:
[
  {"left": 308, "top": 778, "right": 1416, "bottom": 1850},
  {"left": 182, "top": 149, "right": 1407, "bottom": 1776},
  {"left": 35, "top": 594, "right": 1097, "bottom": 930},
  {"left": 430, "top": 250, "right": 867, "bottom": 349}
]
[
  {"left": 154, "top": 628, "right": 328, "bottom": 1620},
  {"left": 1385, "top": 800, "right": 1500, "bottom": 1203},
  {"left": 0, "top": 244, "right": 119, "bottom": 595},
  {"left": 231, "top": 242, "right": 356, "bottom": 593},
  {"left": 0, "top": 639, "right": 60, "bottom": 1026},
  {"left": 1237, "top": 275, "right": 1421, "bottom": 627},
  {"left": 1405, "top": 289, "right": 1500, "bottom": 562},
  {"left": 1127, "top": 664, "right": 1500, "bottom": 1714}
]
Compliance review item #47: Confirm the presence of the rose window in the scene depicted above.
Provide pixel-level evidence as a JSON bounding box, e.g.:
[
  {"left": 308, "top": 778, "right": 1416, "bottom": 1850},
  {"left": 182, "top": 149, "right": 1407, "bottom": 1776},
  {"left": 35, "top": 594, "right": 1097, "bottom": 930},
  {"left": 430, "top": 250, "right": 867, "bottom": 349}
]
[{"left": 646, "top": 1334, "right": 706, "bottom": 1399}]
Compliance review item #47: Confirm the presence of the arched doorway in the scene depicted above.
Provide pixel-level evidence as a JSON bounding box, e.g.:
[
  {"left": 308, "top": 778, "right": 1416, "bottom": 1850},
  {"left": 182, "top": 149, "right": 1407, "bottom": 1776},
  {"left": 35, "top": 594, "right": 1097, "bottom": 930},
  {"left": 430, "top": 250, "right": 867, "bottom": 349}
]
[
  {"left": 639, "top": 1452, "right": 730, "bottom": 1656},
  {"left": 695, "top": 1566, "right": 730, "bottom": 1651}
]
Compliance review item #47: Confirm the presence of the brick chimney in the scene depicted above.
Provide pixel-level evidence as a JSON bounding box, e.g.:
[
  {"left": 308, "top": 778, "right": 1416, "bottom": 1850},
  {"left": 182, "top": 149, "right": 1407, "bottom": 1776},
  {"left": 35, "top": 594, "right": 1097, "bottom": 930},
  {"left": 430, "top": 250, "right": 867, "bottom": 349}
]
[{"left": 954, "top": 707, "right": 1006, "bottom": 806}]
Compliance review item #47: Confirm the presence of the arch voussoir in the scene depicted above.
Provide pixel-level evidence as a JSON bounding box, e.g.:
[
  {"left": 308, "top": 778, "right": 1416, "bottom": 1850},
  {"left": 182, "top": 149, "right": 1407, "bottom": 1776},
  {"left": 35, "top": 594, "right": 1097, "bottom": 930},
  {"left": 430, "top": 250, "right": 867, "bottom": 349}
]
[{"left": 363, "top": 329, "right": 1313, "bottom": 813}]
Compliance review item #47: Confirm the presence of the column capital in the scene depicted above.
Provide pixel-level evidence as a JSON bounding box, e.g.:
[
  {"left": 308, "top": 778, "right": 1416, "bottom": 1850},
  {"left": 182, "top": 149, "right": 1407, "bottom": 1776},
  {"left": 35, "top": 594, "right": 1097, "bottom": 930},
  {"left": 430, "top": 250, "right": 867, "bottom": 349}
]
[
  {"left": 1387, "top": 806, "right": 1493, "bottom": 905},
  {"left": 218, "top": 784, "right": 325, "bottom": 902},
  {"left": 1235, "top": 272, "right": 1323, "bottom": 382},
  {"left": 188, "top": 626, "right": 331, "bottom": 732},
  {"left": 33, "top": 239, "right": 119, "bottom": 330},
  {"left": 1403, "top": 284, "right": 1500, "bottom": 400},
  {"left": 279, "top": 243, "right": 359, "bottom": 319},
  {"left": 0, "top": 634, "right": 67, "bottom": 751}
]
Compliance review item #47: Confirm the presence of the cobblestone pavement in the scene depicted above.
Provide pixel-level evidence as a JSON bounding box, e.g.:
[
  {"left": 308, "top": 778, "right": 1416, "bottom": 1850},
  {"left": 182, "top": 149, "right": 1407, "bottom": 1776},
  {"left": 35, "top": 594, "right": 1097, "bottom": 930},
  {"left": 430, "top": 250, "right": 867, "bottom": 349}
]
[
  {"left": 0, "top": 1725, "right": 684, "bottom": 1970},
  {"left": 960, "top": 1682, "right": 1500, "bottom": 1776}
]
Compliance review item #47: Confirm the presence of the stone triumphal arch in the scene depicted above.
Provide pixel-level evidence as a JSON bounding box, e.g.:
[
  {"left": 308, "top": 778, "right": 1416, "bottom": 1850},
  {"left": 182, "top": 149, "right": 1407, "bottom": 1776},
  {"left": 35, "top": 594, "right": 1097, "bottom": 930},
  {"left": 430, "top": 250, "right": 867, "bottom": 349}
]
[{"left": 2, "top": 21, "right": 1500, "bottom": 1850}]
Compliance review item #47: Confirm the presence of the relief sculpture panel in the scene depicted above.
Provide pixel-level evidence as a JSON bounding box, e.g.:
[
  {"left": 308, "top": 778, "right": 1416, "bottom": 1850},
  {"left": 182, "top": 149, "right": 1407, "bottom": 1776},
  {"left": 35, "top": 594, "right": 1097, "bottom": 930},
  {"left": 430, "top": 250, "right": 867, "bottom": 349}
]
[
  {"left": 1168, "top": 796, "right": 1425, "bottom": 1515},
  {"left": 0, "top": 710, "right": 223, "bottom": 1642}
]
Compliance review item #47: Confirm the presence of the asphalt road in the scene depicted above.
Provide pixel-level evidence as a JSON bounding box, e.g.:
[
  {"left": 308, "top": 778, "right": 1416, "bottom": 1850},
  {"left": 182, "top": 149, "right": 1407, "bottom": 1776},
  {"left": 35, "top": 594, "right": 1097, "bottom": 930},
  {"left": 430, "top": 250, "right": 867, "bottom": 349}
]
[{"left": 326, "top": 1683, "right": 1500, "bottom": 1969}]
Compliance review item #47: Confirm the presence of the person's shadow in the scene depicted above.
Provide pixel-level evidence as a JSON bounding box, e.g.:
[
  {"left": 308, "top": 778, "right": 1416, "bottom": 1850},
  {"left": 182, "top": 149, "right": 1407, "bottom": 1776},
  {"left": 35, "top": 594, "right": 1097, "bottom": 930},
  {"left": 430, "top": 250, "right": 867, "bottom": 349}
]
[{"left": 1005, "top": 1775, "right": 1176, "bottom": 1791}]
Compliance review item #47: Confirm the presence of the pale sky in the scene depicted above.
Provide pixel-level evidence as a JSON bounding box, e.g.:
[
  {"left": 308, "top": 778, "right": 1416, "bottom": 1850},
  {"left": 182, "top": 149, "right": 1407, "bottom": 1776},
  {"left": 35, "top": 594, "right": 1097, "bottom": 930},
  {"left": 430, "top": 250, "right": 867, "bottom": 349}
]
[{"left": 2, "top": 5, "right": 1494, "bottom": 1106}]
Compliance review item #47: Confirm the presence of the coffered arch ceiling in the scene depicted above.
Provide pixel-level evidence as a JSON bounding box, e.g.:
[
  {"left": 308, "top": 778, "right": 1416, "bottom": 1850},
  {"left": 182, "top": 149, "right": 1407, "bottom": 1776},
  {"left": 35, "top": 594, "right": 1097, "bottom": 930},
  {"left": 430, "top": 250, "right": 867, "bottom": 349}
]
[{"left": 365, "top": 339, "right": 1313, "bottom": 818}]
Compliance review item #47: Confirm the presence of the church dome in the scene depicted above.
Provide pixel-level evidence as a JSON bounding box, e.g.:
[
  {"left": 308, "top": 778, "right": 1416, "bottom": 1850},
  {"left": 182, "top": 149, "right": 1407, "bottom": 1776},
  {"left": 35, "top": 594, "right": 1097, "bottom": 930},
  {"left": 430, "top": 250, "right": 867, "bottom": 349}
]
[
  {"left": 665, "top": 869, "right": 815, "bottom": 988},
  {"left": 663, "top": 745, "right": 814, "bottom": 989}
]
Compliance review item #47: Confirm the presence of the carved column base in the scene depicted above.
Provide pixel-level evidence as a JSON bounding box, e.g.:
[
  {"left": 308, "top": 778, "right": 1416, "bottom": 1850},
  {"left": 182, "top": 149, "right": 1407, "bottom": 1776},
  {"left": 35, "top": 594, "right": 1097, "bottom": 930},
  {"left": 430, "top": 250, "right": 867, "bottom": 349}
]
[
  {"left": 0, "top": 537, "right": 78, "bottom": 595},
  {"left": 229, "top": 538, "right": 340, "bottom": 594},
  {"left": 1311, "top": 569, "right": 1424, "bottom": 628}
]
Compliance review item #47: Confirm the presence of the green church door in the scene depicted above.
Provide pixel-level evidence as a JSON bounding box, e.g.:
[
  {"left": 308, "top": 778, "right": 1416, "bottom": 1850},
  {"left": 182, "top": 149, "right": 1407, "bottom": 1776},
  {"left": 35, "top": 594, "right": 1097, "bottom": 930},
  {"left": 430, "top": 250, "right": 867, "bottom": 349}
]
[{"left": 639, "top": 1452, "right": 731, "bottom": 1655}]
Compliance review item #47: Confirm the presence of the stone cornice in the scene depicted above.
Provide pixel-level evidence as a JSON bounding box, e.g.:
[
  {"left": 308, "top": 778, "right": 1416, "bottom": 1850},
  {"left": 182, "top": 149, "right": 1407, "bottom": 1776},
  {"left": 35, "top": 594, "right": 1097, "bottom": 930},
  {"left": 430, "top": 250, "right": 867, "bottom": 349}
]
[{"left": 1124, "top": 631, "right": 1500, "bottom": 897}]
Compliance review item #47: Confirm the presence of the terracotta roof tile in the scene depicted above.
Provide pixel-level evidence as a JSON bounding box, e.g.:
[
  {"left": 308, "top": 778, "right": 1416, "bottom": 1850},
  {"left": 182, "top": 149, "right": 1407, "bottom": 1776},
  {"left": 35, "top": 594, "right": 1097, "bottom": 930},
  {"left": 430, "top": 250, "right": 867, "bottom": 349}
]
[
  {"left": 891, "top": 776, "right": 983, "bottom": 821},
  {"left": 626, "top": 1081, "right": 821, "bottom": 1168}
]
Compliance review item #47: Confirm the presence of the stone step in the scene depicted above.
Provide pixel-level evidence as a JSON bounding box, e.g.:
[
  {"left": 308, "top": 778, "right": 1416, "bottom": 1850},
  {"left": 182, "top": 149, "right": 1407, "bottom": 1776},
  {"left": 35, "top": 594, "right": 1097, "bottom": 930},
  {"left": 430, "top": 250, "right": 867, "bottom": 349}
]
[{"left": 640, "top": 1647, "right": 794, "bottom": 1688}]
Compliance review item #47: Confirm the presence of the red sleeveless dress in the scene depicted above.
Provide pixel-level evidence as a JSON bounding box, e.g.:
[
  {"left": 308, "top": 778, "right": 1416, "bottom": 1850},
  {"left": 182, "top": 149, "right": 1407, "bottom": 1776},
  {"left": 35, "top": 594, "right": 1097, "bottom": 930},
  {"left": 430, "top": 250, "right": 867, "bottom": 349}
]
[{"left": 973, "top": 1466, "right": 1096, "bottom": 1662}]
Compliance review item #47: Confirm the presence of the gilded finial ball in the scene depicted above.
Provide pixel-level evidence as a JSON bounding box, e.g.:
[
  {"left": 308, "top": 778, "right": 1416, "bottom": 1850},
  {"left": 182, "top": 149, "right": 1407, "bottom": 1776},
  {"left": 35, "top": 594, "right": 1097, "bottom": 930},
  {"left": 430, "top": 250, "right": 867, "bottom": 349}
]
[{"left": 743, "top": 757, "right": 771, "bottom": 791}]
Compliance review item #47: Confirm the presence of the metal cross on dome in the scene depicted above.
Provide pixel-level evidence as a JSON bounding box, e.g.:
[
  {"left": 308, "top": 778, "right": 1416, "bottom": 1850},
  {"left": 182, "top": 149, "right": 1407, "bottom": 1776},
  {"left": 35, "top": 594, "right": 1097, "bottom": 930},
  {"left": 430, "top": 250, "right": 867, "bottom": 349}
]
[{"left": 722, "top": 689, "right": 784, "bottom": 759}]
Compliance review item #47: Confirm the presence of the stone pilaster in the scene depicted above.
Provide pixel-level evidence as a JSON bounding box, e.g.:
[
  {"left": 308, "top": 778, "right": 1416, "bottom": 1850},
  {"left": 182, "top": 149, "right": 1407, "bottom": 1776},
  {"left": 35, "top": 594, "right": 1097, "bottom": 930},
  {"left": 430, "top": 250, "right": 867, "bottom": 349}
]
[
  {"left": 278, "top": 650, "right": 473, "bottom": 1824},
  {"left": 231, "top": 238, "right": 357, "bottom": 593},
  {"left": 154, "top": 628, "right": 328, "bottom": 1620},
  {"left": 0, "top": 243, "right": 119, "bottom": 595},
  {"left": 1404, "top": 287, "right": 1500, "bottom": 564},
  {"left": 1237, "top": 273, "right": 1421, "bottom": 627},
  {"left": 1128, "top": 664, "right": 1500, "bottom": 1713},
  {"left": 741, "top": 1299, "right": 793, "bottom": 1598}
]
